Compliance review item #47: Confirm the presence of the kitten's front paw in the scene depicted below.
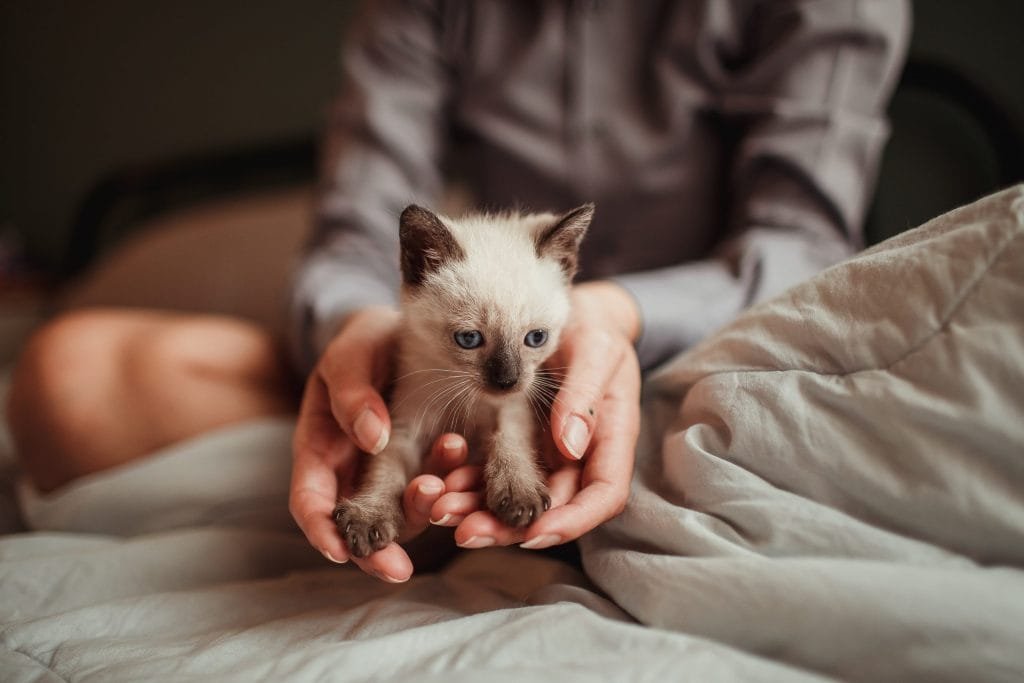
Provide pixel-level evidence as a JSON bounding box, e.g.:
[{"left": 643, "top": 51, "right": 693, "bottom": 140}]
[
  {"left": 333, "top": 499, "right": 403, "bottom": 558},
  {"left": 486, "top": 481, "right": 551, "bottom": 529}
]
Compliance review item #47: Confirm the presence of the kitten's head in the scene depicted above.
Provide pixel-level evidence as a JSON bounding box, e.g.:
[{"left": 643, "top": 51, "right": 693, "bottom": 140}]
[{"left": 398, "top": 203, "right": 593, "bottom": 397}]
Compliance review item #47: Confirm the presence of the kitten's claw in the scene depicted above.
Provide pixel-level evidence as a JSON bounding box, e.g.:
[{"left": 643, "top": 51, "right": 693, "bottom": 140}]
[
  {"left": 487, "top": 482, "right": 551, "bottom": 529},
  {"left": 333, "top": 499, "right": 403, "bottom": 558}
]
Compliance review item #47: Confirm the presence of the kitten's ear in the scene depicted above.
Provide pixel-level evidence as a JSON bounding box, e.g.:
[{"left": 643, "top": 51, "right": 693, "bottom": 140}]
[
  {"left": 399, "top": 205, "right": 465, "bottom": 287},
  {"left": 536, "top": 203, "right": 594, "bottom": 279}
]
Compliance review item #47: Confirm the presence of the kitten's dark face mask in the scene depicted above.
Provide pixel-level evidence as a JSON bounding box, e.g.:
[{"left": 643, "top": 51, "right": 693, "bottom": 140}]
[
  {"left": 450, "top": 325, "right": 554, "bottom": 394},
  {"left": 397, "top": 203, "right": 593, "bottom": 397}
]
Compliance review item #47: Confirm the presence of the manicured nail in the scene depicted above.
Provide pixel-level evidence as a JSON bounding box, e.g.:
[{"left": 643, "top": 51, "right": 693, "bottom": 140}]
[
  {"left": 354, "top": 409, "right": 388, "bottom": 454},
  {"left": 443, "top": 434, "right": 462, "bottom": 451},
  {"left": 562, "top": 415, "right": 590, "bottom": 459},
  {"left": 418, "top": 481, "right": 443, "bottom": 496},
  {"left": 374, "top": 570, "right": 409, "bottom": 584},
  {"left": 322, "top": 550, "right": 347, "bottom": 564},
  {"left": 428, "top": 511, "right": 464, "bottom": 528},
  {"left": 458, "top": 536, "right": 495, "bottom": 549},
  {"left": 520, "top": 534, "right": 561, "bottom": 550}
]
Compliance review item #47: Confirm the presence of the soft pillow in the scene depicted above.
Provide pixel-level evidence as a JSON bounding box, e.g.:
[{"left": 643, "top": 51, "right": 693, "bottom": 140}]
[{"left": 582, "top": 184, "right": 1024, "bottom": 680}]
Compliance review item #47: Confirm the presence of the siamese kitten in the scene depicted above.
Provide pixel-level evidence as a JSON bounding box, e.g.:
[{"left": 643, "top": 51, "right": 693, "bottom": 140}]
[{"left": 334, "top": 203, "right": 593, "bottom": 558}]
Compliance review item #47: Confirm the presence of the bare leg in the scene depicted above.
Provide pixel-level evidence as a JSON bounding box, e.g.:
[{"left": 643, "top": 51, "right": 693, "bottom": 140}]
[{"left": 6, "top": 308, "right": 298, "bottom": 492}]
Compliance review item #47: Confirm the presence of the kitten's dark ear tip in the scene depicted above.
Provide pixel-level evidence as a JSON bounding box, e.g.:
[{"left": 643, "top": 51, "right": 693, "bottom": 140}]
[
  {"left": 400, "top": 204, "right": 429, "bottom": 225},
  {"left": 400, "top": 205, "right": 444, "bottom": 240},
  {"left": 398, "top": 204, "right": 464, "bottom": 286},
  {"left": 570, "top": 203, "right": 596, "bottom": 221},
  {"left": 536, "top": 202, "right": 595, "bottom": 278},
  {"left": 563, "top": 203, "right": 595, "bottom": 233}
]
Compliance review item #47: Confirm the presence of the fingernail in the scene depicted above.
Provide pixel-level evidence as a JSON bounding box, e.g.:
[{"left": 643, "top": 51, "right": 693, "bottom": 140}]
[
  {"left": 430, "top": 511, "right": 462, "bottom": 528},
  {"left": 418, "top": 481, "right": 443, "bottom": 496},
  {"left": 374, "top": 570, "right": 409, "bottom": 584},
  {"left": 458, "top": 536, "right": 495, "bottom": 549},
  {"left": 355, "top": 409, "right": 388, "bottom": 454},
  {"left": 442, "top": 435, "right": 463, "bottom": 455},
  {"left": 520, "top": 534, "right": 561, "bottom": 550},
  {"left": 562, "top": 415, "right": 590, "bottom": 459},
  {"left": 322, "top": 550, "right": 347, "bottom": 564}
]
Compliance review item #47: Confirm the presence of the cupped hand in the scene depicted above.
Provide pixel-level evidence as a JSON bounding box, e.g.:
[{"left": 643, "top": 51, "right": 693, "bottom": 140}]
[
  {"left": 289, "top": 306, "right": 468, "bottom": 582},
  {"left": 429, "top": 281, "right": 642, "bottom": 549}
]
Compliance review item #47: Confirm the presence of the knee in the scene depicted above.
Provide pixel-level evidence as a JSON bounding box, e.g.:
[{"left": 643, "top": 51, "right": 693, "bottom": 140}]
[
  {"left": 124, "top": 315, "right": 288, "bottom": 387},
  {"left": 10, "top": 309, "right": 119, "bottom": 402},
  {"left": 5, "top": 309, "right": 291, "bottom": 492},
  {"left": 5, "top": 309, "right": 133, "bottom": 486},
  {"left": 9, "top": 310, "right": 286, "bottom": 411},
  {"left": 7, "top": 310, "right": 128, "bottom": 432}
]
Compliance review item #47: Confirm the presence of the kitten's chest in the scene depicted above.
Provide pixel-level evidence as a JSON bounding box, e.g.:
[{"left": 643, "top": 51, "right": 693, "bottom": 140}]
[{"left": 390, "top": 369, "right": 497, "bottom": 447}]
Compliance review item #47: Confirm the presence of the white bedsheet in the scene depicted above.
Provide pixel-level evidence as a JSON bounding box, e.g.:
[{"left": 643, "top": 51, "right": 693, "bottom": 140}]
[{"left": 2, "top": 186, "right": 1023, "bottom": 682}]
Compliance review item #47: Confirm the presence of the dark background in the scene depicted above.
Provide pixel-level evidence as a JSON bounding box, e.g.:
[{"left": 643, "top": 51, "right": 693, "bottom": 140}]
[{"left": 1, "top": 0, "right": 1022, "bottom": 277}]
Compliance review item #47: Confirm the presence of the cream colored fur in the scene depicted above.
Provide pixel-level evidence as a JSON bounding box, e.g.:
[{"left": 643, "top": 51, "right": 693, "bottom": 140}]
[{"left": 334, "top": 205, "right": 591, "bottom": 557}]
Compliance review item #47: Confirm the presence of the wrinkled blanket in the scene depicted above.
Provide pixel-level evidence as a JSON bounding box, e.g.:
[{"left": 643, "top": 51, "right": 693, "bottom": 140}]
[
  {"left": 583, "top": 184, "right": 1024, "bottom": 681},
  {"left": 2, "top": 186, "right": 1023, "bottom": 682}
]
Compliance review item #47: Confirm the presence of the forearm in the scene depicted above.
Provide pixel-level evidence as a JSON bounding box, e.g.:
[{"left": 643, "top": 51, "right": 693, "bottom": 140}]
[{"left": 614, "top": 223, "right": 857, "bottom": 371}]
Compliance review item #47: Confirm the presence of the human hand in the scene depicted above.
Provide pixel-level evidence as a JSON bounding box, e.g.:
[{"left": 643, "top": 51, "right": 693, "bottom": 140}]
[
  {"left": 289, "top": 306, "right": 467, "bottom": 582},
  {"left": 429, "top": 281, "right": 642, "bottom": 549}
]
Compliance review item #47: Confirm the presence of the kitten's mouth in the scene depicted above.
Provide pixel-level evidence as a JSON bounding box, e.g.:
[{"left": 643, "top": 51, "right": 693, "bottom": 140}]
[{"left": 482, "top": 382, "right": 521, "bottom": 396}]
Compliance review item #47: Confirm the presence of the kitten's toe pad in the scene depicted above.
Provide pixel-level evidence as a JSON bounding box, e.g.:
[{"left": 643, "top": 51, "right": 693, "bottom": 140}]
[
  {"left": 487, "top": 482, "right": 551, "bottom": 528},
  {"left": 333, "top": 500, "right": 403, "bottom": 558}
]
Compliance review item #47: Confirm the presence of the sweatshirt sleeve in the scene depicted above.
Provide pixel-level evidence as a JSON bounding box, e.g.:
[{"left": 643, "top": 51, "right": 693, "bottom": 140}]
[
  {"left": 615, "top": 0, "right": 911, "bottom": 370},
  {"left": 288, "top": 0, "right": 452, "bottom": 375}
]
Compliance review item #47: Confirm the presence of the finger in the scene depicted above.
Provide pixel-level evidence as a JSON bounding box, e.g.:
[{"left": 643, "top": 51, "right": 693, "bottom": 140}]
[
  {"left": 290, "top": 376, "right": 357, "bottom": 564},
  {"left": 522, "top": 484, "right": 625, "bottom": 550},
  {"left": 442, "top": 464, "right": 483, "bottom": 492},
  {"left": 523, "top": 355, "right": 640, "bottom": 548},
  {"left": 549, "top": 328, "right": 624, "bottom": 461},
  {"left": 402, "top": 474, "right": 446, "bottom": 535},
  {"left": 318, "top": 310, "right": 398, "bottom": 454},
  {"left": 546, "top": 461, "right": 583, "bottom": 508},
  {"left": 430, "top": 465, "right": 484, "bottom": 524},
  {"left": 423, "top": 433, "right": 468, "bottom": 476},
  {"left": 290, "top": 485, "right": 349, "bottom": 564},
  {"left": 453, "top": 510, "right": 519, "bottom": 548},
  {"left": 451, "top": 463, "right": 579, "bottom": 548},
  {"left": 429, "top": 491, "right": 482, "bottom": 526},
  {"left": 350, "top": 542, "right": 415, "bottom": 584}
]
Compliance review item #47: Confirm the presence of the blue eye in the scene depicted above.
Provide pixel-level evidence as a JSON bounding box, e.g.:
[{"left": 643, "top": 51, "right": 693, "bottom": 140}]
[
  {"left": 454, "top": 330, "right": 484, "bottom": 349},
  {"left": 524, "top": 329, "right": 548, "bottom": 348}
]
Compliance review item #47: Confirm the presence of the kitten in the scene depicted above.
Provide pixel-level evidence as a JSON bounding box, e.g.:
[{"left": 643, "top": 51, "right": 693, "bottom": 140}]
[{"left": 334, "top": 203, "right": 593, "bottom": 558}]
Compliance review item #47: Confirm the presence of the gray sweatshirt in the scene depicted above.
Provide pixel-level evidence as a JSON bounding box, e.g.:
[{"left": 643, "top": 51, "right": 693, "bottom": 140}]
[{"left": 291, "top": 0, "right": 910, "bottom": 373}]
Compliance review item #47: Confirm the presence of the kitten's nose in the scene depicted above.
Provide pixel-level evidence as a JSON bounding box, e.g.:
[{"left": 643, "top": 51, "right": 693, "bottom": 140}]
[
  {"left": 484, "top": 351, "right": 520, "bottom": 392},
  {"left": 490, "top": 374, "right": 518, "bottom": 391}
]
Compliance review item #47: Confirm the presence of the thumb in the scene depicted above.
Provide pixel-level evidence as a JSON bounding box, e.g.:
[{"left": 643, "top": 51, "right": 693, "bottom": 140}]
[
  {"left": 318, "top": 307, "right": 399, "bottom": 454},
  {"left": 549, "top": 327, "right": 622, "bottom": 461}
]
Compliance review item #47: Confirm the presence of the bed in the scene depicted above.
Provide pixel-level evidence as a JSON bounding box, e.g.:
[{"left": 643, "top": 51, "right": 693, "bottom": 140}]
[{"left": 2, "top": 184, "right": 1023, "bottom": 682}]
